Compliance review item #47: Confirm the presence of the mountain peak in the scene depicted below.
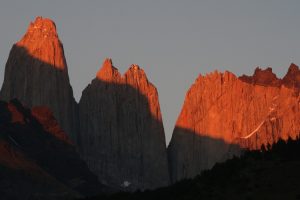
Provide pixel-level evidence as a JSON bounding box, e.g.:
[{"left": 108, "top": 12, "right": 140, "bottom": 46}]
[
  {"left": 126, "top": 64, "right": 145, "bottom": 75},
  {"left": 287, "top": 63, "right": 300, "bottom": 74},
  {"left": 169, "top": 63, "right": 300, "bottom": 182},
  {"left": 124, "top": 64, "right": 149, "bottom": 84},
  {"left": 282, "top": 63, "right": 300, "bottom": 88},
  {"left": 30, "top": 16, "right": 57, "bottom": 35},
  {"left": 14, "top": 16, "right": 66, "bottom": 70},
  {"left": 239, "top": 66, "right": 280, "bottom": 86},
  {"left": 253, "top": 67, "right": 273, "bottom": 75},
  {"left": 253, "top": 67, "right": 280, "bottom": 86},
  {"left": 80, "top": 60, "right": 169, "bottom": 191},
  {"left": 0, "top": 17, "right": 78, "bottom": 141},
  {"left": 96, "top": 58, "right": 121, "bottom": 81},
  {"left": 130, "top": 64, "right": 141, "bottom": 71},
  {"left": 19, "top": 16, "right": 58, "bottom": 44}
]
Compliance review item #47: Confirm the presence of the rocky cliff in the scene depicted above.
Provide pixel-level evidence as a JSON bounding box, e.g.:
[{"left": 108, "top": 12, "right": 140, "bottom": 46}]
[
  {"left": 0, "top": 99, "right": 107, "bottom": 200},
  {"left": 168, "top": 64, "right": 300, "bottom": 182},
  {"left": 0, "top": 17, "right": 78, "bottom": 142},
  {"left": 78, "top": 58, "right": 169, "bottom": 190}
]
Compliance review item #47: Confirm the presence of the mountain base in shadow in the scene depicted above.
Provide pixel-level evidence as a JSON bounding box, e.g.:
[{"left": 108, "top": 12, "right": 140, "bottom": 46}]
[
  {"left": 0, "top": 99, "right": 109, "bottom": 200},
  {"left": 85, "top": 137, "right": 300, "bottom": 200}
]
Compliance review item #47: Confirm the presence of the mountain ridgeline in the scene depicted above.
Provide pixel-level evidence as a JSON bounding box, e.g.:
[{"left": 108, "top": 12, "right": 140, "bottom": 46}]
[
  {"left": 0, "top": 17, "right": 170, "bottom": 192},
  {"left": 87, "top": 137, "right": 300, "bottom": 200},
  {"left": 0, "top": 99, "right": 107, "bottom": 199},
  {"left": 1, "top": 16, "right": 300, "bottom": 198},
  {"left": 0, "top": 17, "right": 79, "bottom": 143},
  {"left": 168, "top": 65, "right": 300, "bottom": 182},
  {"left": 78, "top": 59, "right": 169, "bottom": 190}
]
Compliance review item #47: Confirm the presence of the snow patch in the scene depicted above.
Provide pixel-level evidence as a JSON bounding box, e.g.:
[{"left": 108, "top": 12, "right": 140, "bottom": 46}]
[{"left": 121, "top": 181, "right": 131, "bottom": 188}]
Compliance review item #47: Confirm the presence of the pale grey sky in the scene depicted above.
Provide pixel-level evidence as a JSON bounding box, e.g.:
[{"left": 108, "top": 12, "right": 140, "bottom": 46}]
[{"left": 0, "top": 0, "right": 300, "bottom": 144}]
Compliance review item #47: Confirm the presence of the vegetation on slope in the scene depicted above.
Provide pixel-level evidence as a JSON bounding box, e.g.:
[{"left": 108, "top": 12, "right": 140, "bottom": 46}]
[{"left": 85, "top": 137, "right": 300, "bottom": 200}]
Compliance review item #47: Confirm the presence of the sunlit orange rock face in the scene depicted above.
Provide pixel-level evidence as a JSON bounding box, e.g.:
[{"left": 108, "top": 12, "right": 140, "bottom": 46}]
[
  {"left": 31, "top": 106, "right": 72, "bottom": 144},
  {"left": 0, "top": 17, "right": 78, "bottom": 142},
  {"left": 168, "top": 64, "right": 300, "bottom": 182},
  {"left": 79, "top": 58, "right": 169, "bottom": 191},
  {"left": 16, "top": 16, "right": 66, "bottom": 70}
]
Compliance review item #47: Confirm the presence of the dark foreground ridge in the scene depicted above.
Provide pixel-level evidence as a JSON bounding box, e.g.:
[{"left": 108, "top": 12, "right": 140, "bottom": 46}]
[
  {"left": 0, "top": 17, "right": 169, "bottom": 191},
  {"left": 0, "top": 99, "right": 108, "bottom": 200},
  {"left": 2, "top": 16, "right": 300, "bottom": 199},
  {"left": 85, "top": 137, "right": 300, "bottom": 200},
  {"left": 0, "top": 16, "right": 79, "bottom": 143}
]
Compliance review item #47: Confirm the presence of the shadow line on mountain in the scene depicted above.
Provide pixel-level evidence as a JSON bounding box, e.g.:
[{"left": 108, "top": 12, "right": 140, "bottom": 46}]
[
  {"left": 167, "top": 125, "right": 245, "bottom": 184},
  {"left": 78, "top": 76, "right": 170, "bottom": 190},
  {"left": 0, "top": 99, "right": 105, "bottom": 198},
  {"left": 0, "top": 44, "right": 79, "bottom": 143},
  {"left": 0, "top": 44, "right": 170, "bottom": 191}
]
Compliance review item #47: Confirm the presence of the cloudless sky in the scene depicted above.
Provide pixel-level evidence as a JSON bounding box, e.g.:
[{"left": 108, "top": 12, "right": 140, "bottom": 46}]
[{"left": 0, "top": 0, "right": 300, "bottom": 144}]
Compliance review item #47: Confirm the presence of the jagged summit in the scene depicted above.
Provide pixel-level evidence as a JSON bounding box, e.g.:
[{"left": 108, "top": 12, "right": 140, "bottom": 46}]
[
  {"left": 0, "top": 16, "right": 78, "bottom": 142},
  {"left": 79, "top": 58, "right": 169, "bottom": 190},
  {"left": 15, "top": 16, "right": 66, "bottom": 70},
  {"left": 253, "top": 67, "right": 274, "bottom": 76},
  {"left": 20, "top": 16, "right": 58, "bottom": 41},
  {"left": 191, "top": 64, "right": 300, "bottom": 88},
  {"left": 282, "top": 63, "right": 300, "bottom": 88},
  {"left": 168, "top": 63, "right": 300, "bottom": 183},
  {"left": 239, "top": 66, "right": 280, "bottom": 86},
  {"left": 129, "top": 64, "right": 141, "bottom": 71},
  {"left": 96, "top": 58, "right": 121, "bottom": 81},
  {"left": 237, "top": 63, "right": 300, "bottom": 88},
  {"left": 126, "top": 64, "right": 145, "bottom": 75},
  {"left": 252, "top": 67, "right": 280, "bottom": 86},
  {"left": 288, "top": 62, "right": 299, "bottom": 72},
  {"left": 124, "top": 64, "right": 150, "bottom": 86},
  {"left": 96, "top": 58, "right": 150, "bottom": 86}
]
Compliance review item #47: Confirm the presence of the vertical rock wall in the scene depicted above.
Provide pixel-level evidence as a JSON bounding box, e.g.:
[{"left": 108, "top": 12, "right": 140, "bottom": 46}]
[
  {"left": 79, "top": 59, "right": 170, "bottom": 190},
  {"left": 168, "top": 65, "right": 300, "bottom": 182}
]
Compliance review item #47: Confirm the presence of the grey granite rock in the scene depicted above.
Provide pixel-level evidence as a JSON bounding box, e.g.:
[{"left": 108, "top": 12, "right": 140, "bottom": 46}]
[
  {"left": 78, "top": 58, "right": 170, "bottom": 191},
  {"left": 0, "top": 17, "right": 79, "bottom": 142}
]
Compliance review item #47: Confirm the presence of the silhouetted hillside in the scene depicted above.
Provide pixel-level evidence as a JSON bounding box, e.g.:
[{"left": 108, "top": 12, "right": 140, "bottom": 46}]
[
  {"left": 0, "top": 99, "right": 107, "bottom": 200},
  {"left": 85, "top": 137, "right": 300, "bottom": 200}
]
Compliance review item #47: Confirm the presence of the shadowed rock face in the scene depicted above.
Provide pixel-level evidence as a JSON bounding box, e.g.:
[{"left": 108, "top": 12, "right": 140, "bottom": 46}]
[
  {"left": 0, "top": 17, "right": 170, "bottom": 191},
  {"left": 168, "top": 64, "right": 300, "bottom": 183},
  {"left": 0, "top": 17, "right": 78, "bottom": 142},
  {"left": 79, "top": 58, "right": 170, "bottom": 191},
  {"left": 0, "top": 99, "right": 106, "bottom": 200}
]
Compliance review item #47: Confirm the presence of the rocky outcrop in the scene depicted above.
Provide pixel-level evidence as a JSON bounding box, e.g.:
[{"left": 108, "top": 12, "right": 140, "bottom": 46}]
[
  {"left": 78, "top": 58, "right": 169, "bottom": 190},
  {"left": 168, "top": 64, "right": 300, "bottom": 183},
  {"left": 0, "top": 99, "right": 107, "bottom": 200},
  {"left": 0, "top": 17, "right": 78, "bottom": 142},
  {"left": 0, "top": 17, "right": 169, "bottom": 191}
]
